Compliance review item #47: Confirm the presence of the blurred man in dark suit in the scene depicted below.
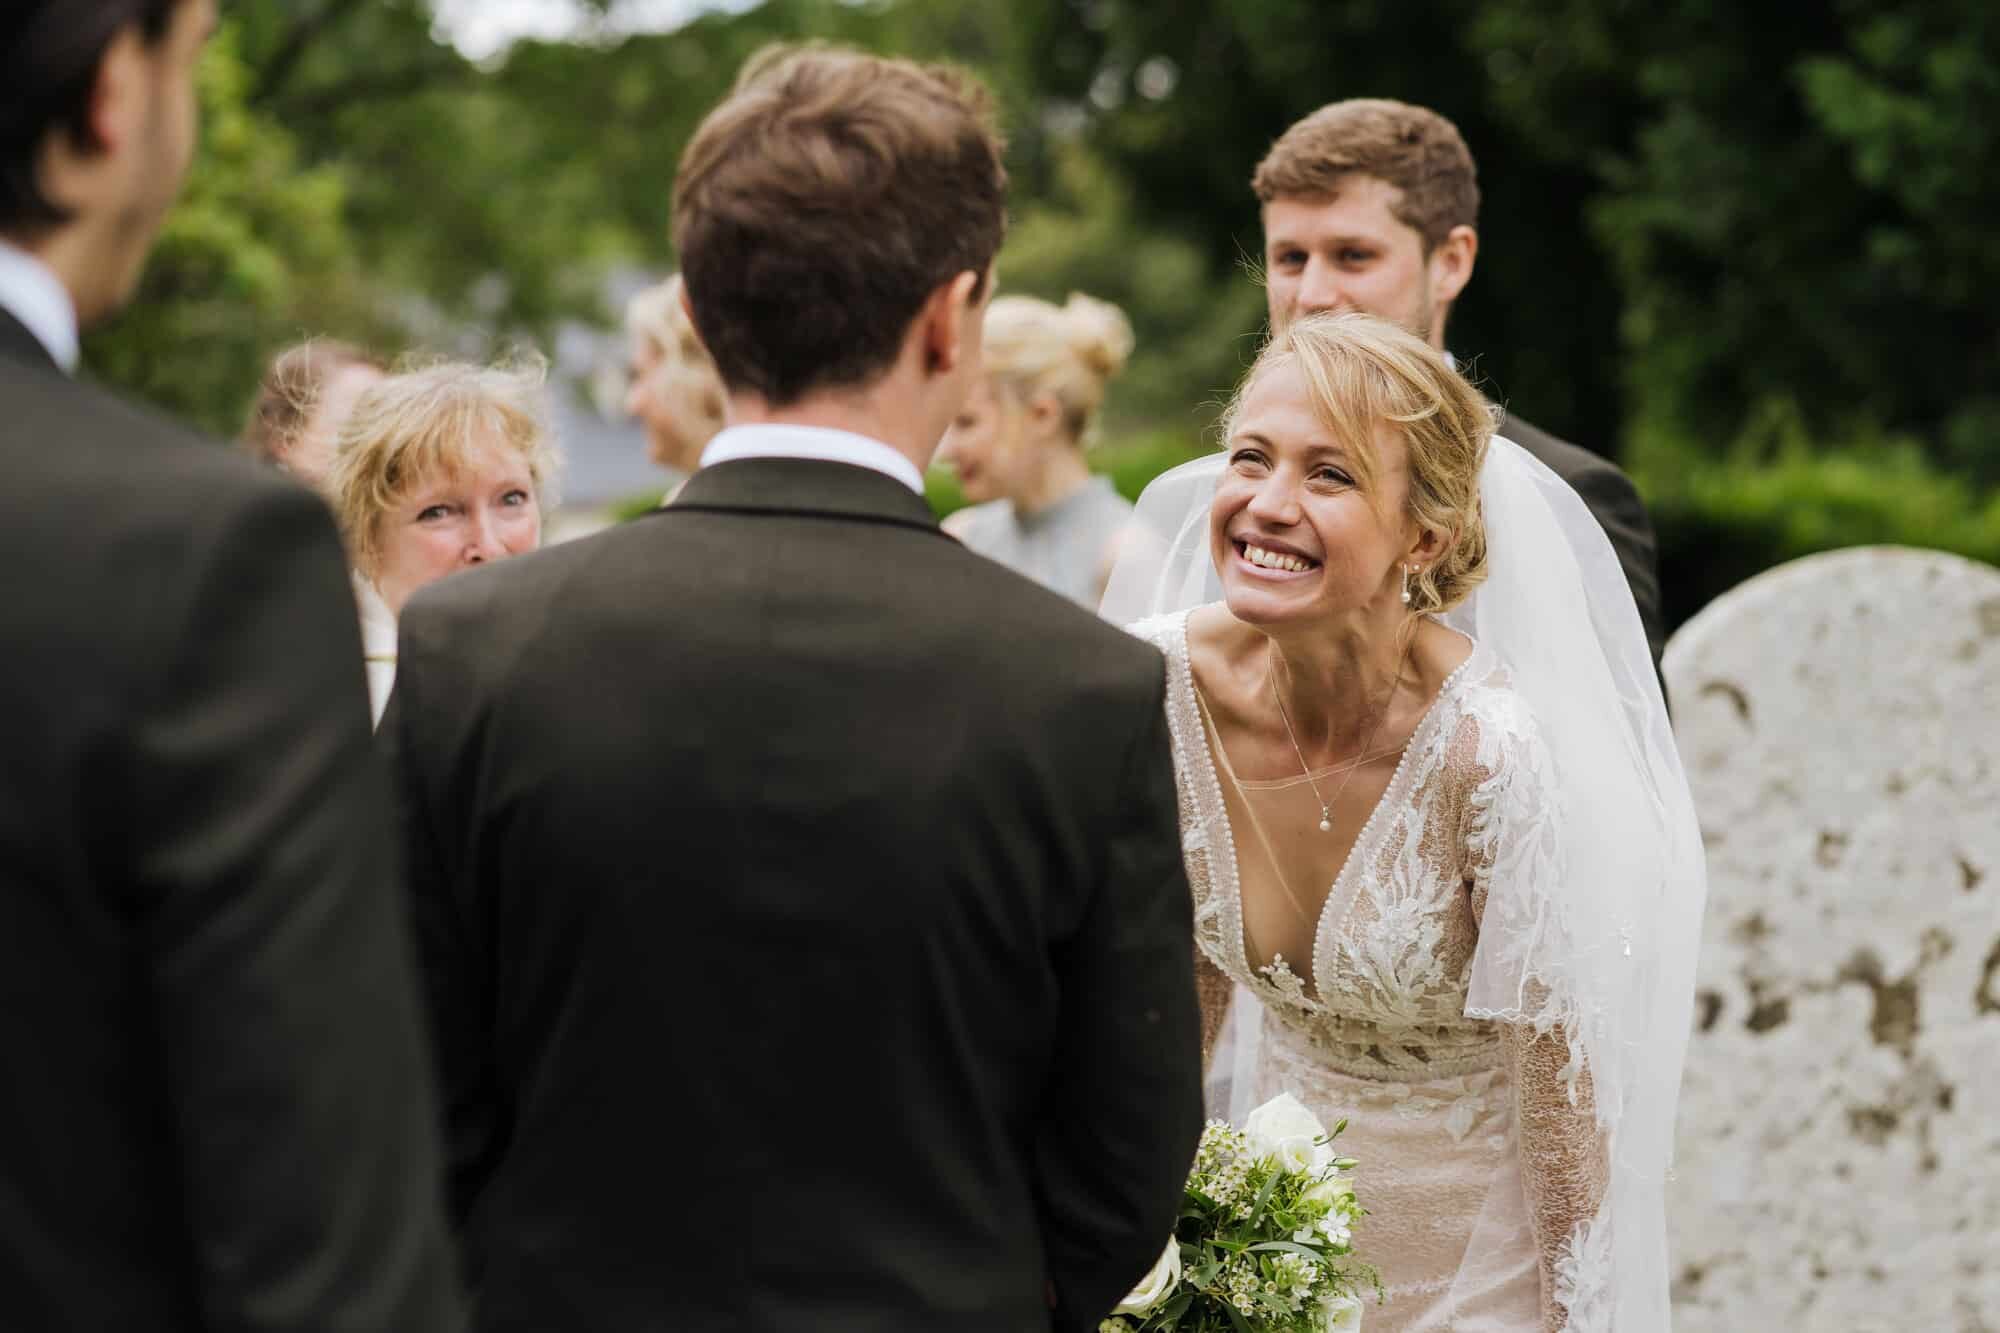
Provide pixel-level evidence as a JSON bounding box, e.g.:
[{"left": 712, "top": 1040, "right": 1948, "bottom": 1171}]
[{"left": 0, "top": 3, "right": 462, "bottom": 1327}]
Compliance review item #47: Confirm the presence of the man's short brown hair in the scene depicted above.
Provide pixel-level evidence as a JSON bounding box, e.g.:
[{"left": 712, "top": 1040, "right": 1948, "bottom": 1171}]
[
  {"left": 1252, "top": 99, "right": 1480, "bottom": 253},
  {"left": 672, "top": 44, "right": 1008, "bottom": 405}
]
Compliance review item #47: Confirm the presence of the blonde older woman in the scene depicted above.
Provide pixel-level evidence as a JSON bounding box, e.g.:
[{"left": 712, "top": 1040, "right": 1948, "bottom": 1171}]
[
  {"left": 326, "top": 357, "right": 562, "bottom": 723},
  {"left": 937, "top": 291, "right": 1135, "bottom": 608},
  {"left": 1104, "top": 312, "right": 1703, "bottom": 1330},
  {"left": 623, "top": 273, "right": 726, "bottom": 476}
]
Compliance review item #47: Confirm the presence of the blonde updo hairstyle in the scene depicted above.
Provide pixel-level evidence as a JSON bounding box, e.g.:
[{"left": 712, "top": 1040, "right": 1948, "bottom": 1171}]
[
  {"left": 1223, "top": 311, "right": 1494, "bottom": 614},
  {"left": 327, "top": 354, "right": 563, "bottom": 577},
  {"left": 626, "top": 273, "right": 727, "bottom": 449},
  {"left": 982, "top": 292, "right": 1135, "bottom": 449}
]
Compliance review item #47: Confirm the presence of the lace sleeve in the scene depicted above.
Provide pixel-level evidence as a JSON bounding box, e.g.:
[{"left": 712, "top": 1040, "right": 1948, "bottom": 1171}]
[
  {"left": 1465, "top": 711, "right": 1611, "bottom": 1332},
  {"left": 1193, "top": 948, "right": 1232, "bottom": 1067}
]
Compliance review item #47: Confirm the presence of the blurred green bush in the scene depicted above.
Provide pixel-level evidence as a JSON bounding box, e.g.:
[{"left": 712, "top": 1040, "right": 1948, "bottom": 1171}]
[{"left": 1631, "top": 401, "right": 2000, "bottom": 629}]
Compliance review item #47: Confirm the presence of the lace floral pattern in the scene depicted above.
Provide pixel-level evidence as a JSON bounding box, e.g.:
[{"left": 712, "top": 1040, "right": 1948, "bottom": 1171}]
[
  {"left": 1552, "top": 1216, "right": 1613, "bottom": 1333},
  {"left": 1131, "top": 611, "right": 1611, "bottom": 1331}
]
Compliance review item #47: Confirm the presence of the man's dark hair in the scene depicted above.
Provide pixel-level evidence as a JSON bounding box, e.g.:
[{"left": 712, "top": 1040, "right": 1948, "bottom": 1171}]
[
  {"left": 0, "top": 1, "right": 184, "bottom": 232},
  {"left": 672, "top": 44, "right": 1008, "bottom": 405}
]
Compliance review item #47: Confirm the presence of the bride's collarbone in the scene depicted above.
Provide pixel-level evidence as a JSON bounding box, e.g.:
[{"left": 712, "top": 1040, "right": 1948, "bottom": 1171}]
[{"left": 1190, "top": 613, "right": 1466, "bottom": 771}]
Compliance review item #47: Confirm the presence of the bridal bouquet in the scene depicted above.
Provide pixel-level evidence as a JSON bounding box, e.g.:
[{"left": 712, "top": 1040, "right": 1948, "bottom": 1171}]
[{"left": 1104, "top": 1095, "right": 1378, "bottom": 1333}]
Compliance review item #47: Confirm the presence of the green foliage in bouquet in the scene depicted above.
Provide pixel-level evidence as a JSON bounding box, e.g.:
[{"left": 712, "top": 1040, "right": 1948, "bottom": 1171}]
[{"left": 1105, "top": 1110, "right": 1379, "bottom": 1333}]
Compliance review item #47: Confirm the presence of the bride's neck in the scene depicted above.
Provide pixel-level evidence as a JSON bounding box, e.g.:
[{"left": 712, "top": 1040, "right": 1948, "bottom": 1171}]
[{"left": 1262, "top": 609, "right": 1419, "bottom": 752}]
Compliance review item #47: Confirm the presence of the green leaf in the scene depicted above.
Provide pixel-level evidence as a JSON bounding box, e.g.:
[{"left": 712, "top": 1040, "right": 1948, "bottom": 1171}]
[
  {"left": 1246, "top": 1240, "right": 1327, "bottom": 1262},
  {"left": 1248, "top": 1166, "right": 1279, "bottom": 1225}
]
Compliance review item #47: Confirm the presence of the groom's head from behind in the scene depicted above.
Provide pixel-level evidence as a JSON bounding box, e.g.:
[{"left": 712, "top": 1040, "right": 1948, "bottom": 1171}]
[{"left": 673, "top": 45, "right": 1008, "bottom": 461}]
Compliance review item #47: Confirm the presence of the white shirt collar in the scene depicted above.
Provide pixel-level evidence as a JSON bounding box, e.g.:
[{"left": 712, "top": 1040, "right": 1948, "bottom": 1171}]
[
  {"left": 0, "top": 241, "right": 79, "bottom": 372},
  {"left": 699, "top": 423, "right": 926, "bottom": 496}
]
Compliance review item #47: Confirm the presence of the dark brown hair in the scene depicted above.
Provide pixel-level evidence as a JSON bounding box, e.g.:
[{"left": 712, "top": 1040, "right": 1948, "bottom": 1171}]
[
  {"left": 240, "top": 340, "right": 384, "bottom": 463},
  {"left": 672, "top": 44, "right": 1008, "bottom": 404},
  {"left": 1252, "top": 99, "right": 1480, "bottom": 253},
  {"left": 0, "top": 0, "right": 184, "bottom": 231}
]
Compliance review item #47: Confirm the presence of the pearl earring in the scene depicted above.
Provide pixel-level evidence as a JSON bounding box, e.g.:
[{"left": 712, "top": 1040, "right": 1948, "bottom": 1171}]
[{"left": 1401, "top": 564, "right": 1414, "bottom": 606}]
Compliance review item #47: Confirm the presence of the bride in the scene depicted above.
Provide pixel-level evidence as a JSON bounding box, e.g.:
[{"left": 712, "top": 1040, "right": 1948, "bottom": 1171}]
[{"left": 1103, "top": 312, "right": 1705, "bottom": 1331}]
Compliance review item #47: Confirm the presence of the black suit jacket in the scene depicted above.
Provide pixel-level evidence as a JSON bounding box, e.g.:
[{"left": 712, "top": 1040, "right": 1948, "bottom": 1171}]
[
  {"left": 0, "top": 310, "right": 462, "bottom": 1330},
  {"left": 1496, "top": 410, "right": 1666, "bottom": 669},
  {"left": 386, "top": 457, "right": 1205, "bottom": 1333}
]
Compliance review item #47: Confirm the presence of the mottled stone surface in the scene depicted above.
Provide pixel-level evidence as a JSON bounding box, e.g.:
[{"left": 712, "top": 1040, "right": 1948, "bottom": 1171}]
[{"left": 1663, "top": 547, "right": 2000, "bottom": 1332}]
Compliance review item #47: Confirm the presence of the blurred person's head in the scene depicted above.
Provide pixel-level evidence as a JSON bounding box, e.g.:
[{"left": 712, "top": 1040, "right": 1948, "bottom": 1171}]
[
  {"left": 622, "top": 273, "right": 725, "bottom": 473},
  {"left": 1210, "top": 311, "right": 1491, "bottom": 633},
  {"left": 327, "top": 356, "right": 560, "bottom": 617},
  {"left": 1254, "top": 99, "right": 1479, "bottom": 351},
  {"left": 672, "top": 44, "right": 1007, "bottom": 465},
  {"left": 0, "top": 0, "right": 215, "bottom": 329},
  {"left": 938, "top": 292, "right": 1133, "bottom": 509},
  {"left": 241, "top": 339, "right": 385, "bottom": 484}
]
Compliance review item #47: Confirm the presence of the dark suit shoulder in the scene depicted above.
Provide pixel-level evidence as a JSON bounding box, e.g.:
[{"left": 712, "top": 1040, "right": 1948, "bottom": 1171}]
[
  {"left": 1493, "top": 409, "right": 1667, "bottom": 671},
  {"left": 934, "top": 529, "right": 1166, "bottom": 673},
  {"left": 1, "top": 357, "right": 312, "bottom": 514},
  {"left": 1, "top": 365, "right": 347, "bottom": 696},
  {"left": 1494, "top": 411, "right": 1622, "bottom": 492},
  {"left": 427, "top": 502, "right": 1162, "bottom": 676}
]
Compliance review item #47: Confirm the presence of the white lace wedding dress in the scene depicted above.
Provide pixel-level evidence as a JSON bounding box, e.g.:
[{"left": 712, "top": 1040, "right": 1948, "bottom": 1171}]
[{"left": 1133, "top": 609, "right": 1604, "bottom": 1333}]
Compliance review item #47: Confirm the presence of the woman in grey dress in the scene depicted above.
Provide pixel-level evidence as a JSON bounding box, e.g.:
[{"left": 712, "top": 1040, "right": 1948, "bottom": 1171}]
[{"left": 939, "top": 291, "right": 1136, "bottom": 609}]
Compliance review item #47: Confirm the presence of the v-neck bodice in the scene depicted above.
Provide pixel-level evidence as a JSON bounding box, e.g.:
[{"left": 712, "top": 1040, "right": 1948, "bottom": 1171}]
[
  {"left": 1191, "top": 640, "right": 1478, "bottom": 1010},
  {"left": 1138, "top": 607, "right": 1516, "bottom": 1081}
]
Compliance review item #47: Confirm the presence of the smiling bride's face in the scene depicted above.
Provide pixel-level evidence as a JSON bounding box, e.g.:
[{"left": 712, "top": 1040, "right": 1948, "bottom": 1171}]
[{"left": 1209, "top": 356, "right": 1417, "bottom": 629}]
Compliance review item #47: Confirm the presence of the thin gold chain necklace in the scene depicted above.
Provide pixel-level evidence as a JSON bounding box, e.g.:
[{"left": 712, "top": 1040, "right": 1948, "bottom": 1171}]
[{"left": 1268, "top": 637, "right": 1406, "bottom": 835}]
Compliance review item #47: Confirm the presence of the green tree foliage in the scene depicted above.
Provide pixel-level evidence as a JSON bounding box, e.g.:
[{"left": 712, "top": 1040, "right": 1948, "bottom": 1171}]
[{"left": 1468, "top": 0, "right": 2000, "bottom": 482}]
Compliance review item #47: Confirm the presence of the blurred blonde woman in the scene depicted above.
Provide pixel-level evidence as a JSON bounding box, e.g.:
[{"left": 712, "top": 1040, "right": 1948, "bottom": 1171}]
[
  {"left": 326, "top": 357, "right": 562, "bottom": 723},
  {"left": 240, "top": 339, "right": 385, "bottom": 486},
  {"left": 938, "top": 291, "right": 1135, "bottom": 608},
  {"left": 623, "top": 273, "right": 727, "bottom": 476}
]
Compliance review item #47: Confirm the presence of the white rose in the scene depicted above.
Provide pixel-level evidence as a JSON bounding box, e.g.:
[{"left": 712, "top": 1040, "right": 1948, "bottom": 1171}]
[
  {"left": 1324, "top": 1291, "right": 1364, "bottom": 1332},
  {"left": 1112, "top": 1238, "right": 1182, "bottom": 1317},
  {"left": 1244, "top": 1093, "right": 1329, "bottom": 1173},
  {"left": 1306, "top": 1173, "right": 1356, "bottom": 1209}
]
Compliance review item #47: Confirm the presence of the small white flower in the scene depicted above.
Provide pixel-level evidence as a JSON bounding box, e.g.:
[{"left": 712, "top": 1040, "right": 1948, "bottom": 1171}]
[
  {"left": 1112, "top": 1239, "right": 1182, "bottom": 1317},
  {"left": 1324, "top": 1291, "right": 1364, "bottom": 1331}
]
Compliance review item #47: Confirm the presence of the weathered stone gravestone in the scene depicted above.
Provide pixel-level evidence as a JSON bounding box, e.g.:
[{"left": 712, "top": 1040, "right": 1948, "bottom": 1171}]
[{"left": 1663, "top": 547, "right": 2000, "bottom": 1332}]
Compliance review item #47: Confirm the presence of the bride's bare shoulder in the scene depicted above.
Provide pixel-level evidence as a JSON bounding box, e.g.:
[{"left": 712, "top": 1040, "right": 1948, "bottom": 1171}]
[
  {"left": 1412, "top": 617, "right": 1476, "bottom": 690},
  {"left": 1182, "top": 604, "right": 1262, "bottom": 687}
]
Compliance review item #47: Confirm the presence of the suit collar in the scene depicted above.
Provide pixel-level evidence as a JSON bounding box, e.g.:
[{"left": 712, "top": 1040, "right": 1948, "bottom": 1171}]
[
  {"left": 700, "top": 422, "right": 927, "bottom": 496},
  {"left": 0, "top": 306, "right": 58, "bottom": 374},
  {"left": 0, "top": 242, "right": 77, "bottom": 372},
  {"left": 668, "top": 457, "right": 943, "bottom": 535}
]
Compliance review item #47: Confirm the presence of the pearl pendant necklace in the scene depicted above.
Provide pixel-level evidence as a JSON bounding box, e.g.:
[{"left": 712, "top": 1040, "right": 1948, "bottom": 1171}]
[{"left": 1268, "top": 639, "right": 1406, "bottom": 836}]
